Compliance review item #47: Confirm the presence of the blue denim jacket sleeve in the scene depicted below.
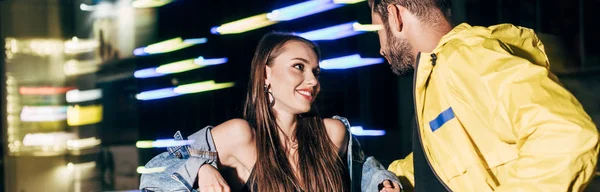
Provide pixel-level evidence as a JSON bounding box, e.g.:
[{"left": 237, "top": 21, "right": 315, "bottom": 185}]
[
  {"left": 139, "top": 126, "right": 218, "bottom": 192},
  {"left": 332, "top": 116, "right": 403, "bottom": 192}
]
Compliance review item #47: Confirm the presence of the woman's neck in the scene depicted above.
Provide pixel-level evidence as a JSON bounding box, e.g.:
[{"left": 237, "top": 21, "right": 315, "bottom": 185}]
[
  {"left": 276, "top": 112, "right": 297, "bottom": 138},
  {"left": 272, "top": 109, "right": 298, "bottom": 147}
]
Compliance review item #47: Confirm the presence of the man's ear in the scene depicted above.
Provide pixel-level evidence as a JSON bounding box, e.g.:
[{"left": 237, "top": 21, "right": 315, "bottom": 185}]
[{"left": 386, "top": 4, "right": 404, "bottom": 33}]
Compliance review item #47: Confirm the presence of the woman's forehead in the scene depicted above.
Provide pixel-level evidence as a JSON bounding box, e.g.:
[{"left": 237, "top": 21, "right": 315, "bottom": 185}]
[{"left": 276, "top": 41, "right": 318, "bottom": 64}]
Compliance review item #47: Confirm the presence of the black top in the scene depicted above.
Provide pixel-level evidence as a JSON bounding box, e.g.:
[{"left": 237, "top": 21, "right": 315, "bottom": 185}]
[
  {"left": 412, "top": 118, "right": 448, "bottom": 192},
  {"left": 240, "top": 169, "right": 308, "bottom": 192},
  {"left": 241, "top": 168, "right": 257, "bottom": 192}
]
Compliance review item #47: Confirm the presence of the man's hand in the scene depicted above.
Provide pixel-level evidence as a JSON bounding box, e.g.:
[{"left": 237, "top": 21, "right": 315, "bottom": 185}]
[
  {"left": 379, "top": 180, "right": 401, "bottom": 192},
  {"left": 197, "top": 164, "right": 230, "bottom": 192}
]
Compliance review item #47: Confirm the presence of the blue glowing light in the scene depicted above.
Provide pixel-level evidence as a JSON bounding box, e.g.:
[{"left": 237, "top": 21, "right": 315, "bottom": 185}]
[
  {"left": 135, "top": 87, "right": 179, "bottom": 100},
  {"left": 266, "top": 0, "right": 343, "bottom": 21},
  {"left": 152, "top": 139, "right": 195, "bottom": 148},
  {"left": 182, "top": 38, "right": 208, "bottom": 45},
  {"left": 194, "top": 57, "right": 229, "bottom": 66},
  {"left": 298, "top": 22, "right": 364, "bottom": 41},
  {"left": 134, "top": 68, "right": 164, "bottom": 79},
  {"left": 350, "top": 126, "right": 386, "bottom": 136},
  {"left": 320, "top": 54, "right": 385, "bottom": 69}
]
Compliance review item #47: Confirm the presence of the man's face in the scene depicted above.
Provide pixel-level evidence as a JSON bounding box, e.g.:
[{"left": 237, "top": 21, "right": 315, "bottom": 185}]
[{"left": 371, "top": 10, "right": 415, "bottom": 75}]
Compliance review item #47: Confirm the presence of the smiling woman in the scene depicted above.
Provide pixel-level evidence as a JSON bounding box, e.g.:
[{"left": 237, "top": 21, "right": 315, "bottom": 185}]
[
  {"left": 139, "top": 32, "right": 402, "bottom": 192},
  {"left": 263, "top": 38, "right": 321, "bottom": 115},
  {"left": 237, "top": 33, "right": 346, "bottom": 192}
]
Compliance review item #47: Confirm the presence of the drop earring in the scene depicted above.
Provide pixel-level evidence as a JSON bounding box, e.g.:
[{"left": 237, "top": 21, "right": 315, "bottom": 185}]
[{"left": 265, "top": 84, "right": 275, "bottom": 108}]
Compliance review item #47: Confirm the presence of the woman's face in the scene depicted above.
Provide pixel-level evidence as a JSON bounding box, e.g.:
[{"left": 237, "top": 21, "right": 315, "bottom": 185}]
[{"left": 265, "top": 40, "right": 320, "bottom": 115}]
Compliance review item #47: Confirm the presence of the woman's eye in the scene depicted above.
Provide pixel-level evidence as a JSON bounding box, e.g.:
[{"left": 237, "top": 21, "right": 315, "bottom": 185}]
[{"left": 294, "top": 64, "right": 304, "bottom": 70}]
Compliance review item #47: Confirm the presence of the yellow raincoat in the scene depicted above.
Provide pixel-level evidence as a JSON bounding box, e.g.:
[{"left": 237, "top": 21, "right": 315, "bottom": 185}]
[{"left": 388, "top": 23, "right": 599, "bottom": 191}]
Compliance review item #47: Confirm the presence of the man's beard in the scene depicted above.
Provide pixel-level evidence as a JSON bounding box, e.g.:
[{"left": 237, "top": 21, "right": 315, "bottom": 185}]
[{"left": 385, "top": 25, "right": 415, "bottom": 76}]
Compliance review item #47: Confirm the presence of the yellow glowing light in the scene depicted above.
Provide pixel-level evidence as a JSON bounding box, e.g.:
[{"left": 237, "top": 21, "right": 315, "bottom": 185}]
[
  {"left": 173, "top": 80, "right": 235, "bottom": 94},
  {"left": 63, "top": 59, "right": 101, "bottom": 76},
  {"left": 64, "top": 37, "right": 99, "bottom": 54},
  {"left": 66, "top": 89, "right": 103, "bottom": 103},
  {"left": 136, "top": 38, "right": 206, "bottom": 56},
  {"left": 7, "top": 38, "right": 18, "bottom": 53},
  {"left": 352, "top": 22, "right": 383, "bottom": 31},
  {"left": 67, "top": 162, "right": 97, "bottom": 171},
  {"left": 7, "top": 104, "right": 19, "bottom": 113},
  {"left": 136, "top": 141, "right": 154, "bottom": 148},
  {"left": 143, "top": 37, "right": 193, "bottom": 54},
  {"left": 333, "top": 0, "right": 366, "bottom": 4},
  {"left": 28, "top": 40, "right": 62, "bottom": 55},
  {"left": 132, "top": 0, "right": 173, "bottom": 8},
  {"left": 155, "top": 59, "right": 201, "bottom": 74},
  {"left": 67, "top": 137, "right": 101, "bottom": 150},
  {"left": 213, "top": 13, "right": 278, "bottom": 35},
  {"left": 137, "top": 166, "right": 167, "bottom": 174},
  {"left": 22, "top": 132, "right": 77, "bottom": 147},
  {"left": 67, "top": 105, "right": 103, "bottom": 126}
]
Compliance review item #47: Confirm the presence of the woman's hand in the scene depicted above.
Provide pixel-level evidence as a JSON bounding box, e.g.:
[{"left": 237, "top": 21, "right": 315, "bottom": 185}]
[
  {"left": 198, "top": 164, "right": 230, "bottom": 192},
  {"left": 380, "top": 180, "right": 401, "bottom": 192}
]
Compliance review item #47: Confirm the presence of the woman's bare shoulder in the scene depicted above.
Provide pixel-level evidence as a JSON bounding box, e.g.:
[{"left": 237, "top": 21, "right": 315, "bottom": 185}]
[
  {"left": 211, "top": 119, "right": 256, "bottom": 164},
  {"left": 323, "top": 118, "right": 349, "bottom": 154}
]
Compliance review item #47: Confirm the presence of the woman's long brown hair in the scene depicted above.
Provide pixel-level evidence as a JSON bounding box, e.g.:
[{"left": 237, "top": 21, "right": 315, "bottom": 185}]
[{"left": 243, "top": 32, "right": 348, "bottom": 191}]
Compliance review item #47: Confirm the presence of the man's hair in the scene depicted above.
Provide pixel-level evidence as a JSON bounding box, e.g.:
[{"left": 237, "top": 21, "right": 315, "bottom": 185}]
[{"left": 369, "top": 0, "right": 452, "bottom": 26}]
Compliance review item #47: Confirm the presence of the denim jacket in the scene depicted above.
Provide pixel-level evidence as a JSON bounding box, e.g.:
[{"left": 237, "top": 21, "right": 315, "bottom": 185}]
[{"left": 139, "top": 116, "right": 402, "bottom": 192}]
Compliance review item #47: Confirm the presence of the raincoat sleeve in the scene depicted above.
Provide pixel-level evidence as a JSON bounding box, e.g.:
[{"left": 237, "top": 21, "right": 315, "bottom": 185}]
[
  {"left": 388, "top": 153, "right": 415, "bottom": 189},
  {"left": 491, "top": 51, "right": 598, "bottom": 191}
]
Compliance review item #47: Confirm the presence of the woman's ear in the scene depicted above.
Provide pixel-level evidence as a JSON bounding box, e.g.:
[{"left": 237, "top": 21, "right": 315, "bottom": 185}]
[{"left": 264, "top": 65, "right": 272, "bottom": 85}]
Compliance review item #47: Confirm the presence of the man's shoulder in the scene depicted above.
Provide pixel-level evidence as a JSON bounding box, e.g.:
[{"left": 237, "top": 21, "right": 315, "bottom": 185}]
[
  {"left": 430, "top": 36, "right": 523, "bottom": 99},
  {"left": 436, "top": 34, "right": 528, "bottom": 77}
]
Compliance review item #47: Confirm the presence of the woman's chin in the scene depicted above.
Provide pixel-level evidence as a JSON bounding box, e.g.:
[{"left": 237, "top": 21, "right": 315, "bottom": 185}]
[
  {"left": 292, "top": 106, "right": 311, "bottom": 115},
  {"left": 299, "top": 108, "right": 312, "bottom": 114}
]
